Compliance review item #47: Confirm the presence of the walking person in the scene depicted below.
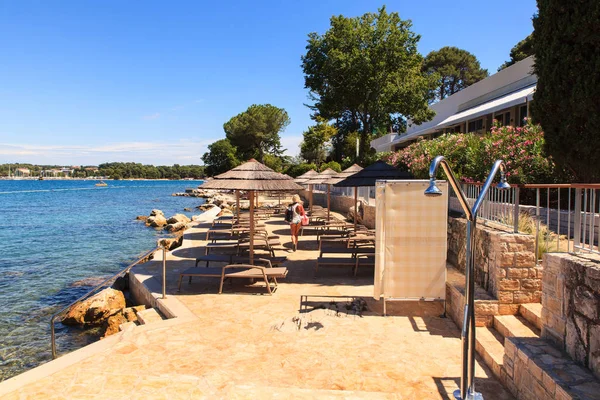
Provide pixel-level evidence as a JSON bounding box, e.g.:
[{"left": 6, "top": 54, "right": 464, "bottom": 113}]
[{"left": 286, "top": 194, "right": 306, "bottom": 252}]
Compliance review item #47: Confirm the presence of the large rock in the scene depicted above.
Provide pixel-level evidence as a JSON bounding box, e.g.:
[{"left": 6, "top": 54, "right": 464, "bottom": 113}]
[
  {"left": 165, "top": 222, "right": 186, "bottom": 232},
  {"left": 147, "top": 214, "right": 167, "bottom": 227},
  {"left": 198, "top": 203, "right": 215, "bottom": 211},
  {"left": 136, "top": 215, "right": 148, "bottom": 222},
  {"left": 158, "top": 235, "right": 183, "bottom": 250},
  {"left": 166, "top": 214, "right": 191, "bottom": 224},
  {"left": 102, "top": 312, "right": 127, "bottom": 338},
  {"left": 150, "top": 209, "right": 164, "bottom": 217},
  {"left": 62, "top": 288, "right": 125, "bottom": 326}
]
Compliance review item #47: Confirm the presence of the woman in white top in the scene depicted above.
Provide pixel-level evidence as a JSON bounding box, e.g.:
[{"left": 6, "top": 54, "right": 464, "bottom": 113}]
[{"left": 289, "top": 194, "right": 306, "bottom": 252}]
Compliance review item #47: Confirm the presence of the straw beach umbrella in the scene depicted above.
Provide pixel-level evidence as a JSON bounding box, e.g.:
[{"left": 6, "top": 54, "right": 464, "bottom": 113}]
[
  {"left": 334, "top": 161, "right": 413, "bottom": 230},
  {"left": 305, "top": 168, "right": 339, "bottom": 220},
  {"left": 199, "top": 159, "right": 304, "bottom": 264},
  {"left": 324, "top": 164, "right": 363, "bottom": 227},
  {"left": 294, "top": 169, "right": 318, "bottom": 210}
]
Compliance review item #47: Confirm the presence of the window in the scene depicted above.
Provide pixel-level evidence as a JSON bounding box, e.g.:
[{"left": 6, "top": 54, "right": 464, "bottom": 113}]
[
  {"left": 519, "top": 105, "right": 528, "bottom": 126},
  {"left": 468, "top": 119, "right": 483, "bottom": 132},
  {"left": 453, "top": 125, "right": 462, "bottom": 133},
  {"left": 494, "top": 112, "right": 511, "bottom": 126}
]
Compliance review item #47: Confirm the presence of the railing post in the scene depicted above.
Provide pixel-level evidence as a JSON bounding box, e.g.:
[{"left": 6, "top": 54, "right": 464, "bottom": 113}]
[
  {"left": 574, "top": 188, "right": 582, "bottom": 251},
  {"left": 513, "top": 187, "right": 520, "bottom": 233},
  {"left": 162, "top": 245, "right": 167, "bottom": 299}
]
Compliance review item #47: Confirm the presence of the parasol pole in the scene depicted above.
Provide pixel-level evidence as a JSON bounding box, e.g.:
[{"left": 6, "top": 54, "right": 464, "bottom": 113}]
[
  {"left": 236, "top": 190, "right": 240, "bottom": 223},
  {"left": 309, "top": 184, "right": 313, "bottom": 212},
  {"left": 249, "top": 190, "right": 254, "bottom": 265},
  {"left": 327, "top": 184, "right": 331, "bottom": 221},
  {"left": 354, "top": 186, "right": 358, "bottom": 231}
]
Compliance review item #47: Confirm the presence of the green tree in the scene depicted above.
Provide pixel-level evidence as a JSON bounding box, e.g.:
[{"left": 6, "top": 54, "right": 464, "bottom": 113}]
[
  {"left": 531, "top": 0, "right": 600, "bottom": 182},
  {"left": 302, "top": 6, "right": 436, "bottom": 163},
  {"left": 262, "top": 154, "right": 283, "bottom": 172},
  {"left": 300, "top": 118, "right": 337, "bottom": 166},
  {"left": 498, "top": 34, "right": 533, "bottom": 71},
  {"left": 223, "top": 104, "right": 290, "bottom": 162},
  {"left": 202, "top": 139, "right": 240, "bottom": 176},
  {"left": 422, "top": 46, "right": 488, "bottom": 101}
]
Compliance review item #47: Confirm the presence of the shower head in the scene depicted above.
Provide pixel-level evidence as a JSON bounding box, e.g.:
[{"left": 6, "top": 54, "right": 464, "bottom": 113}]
[
  {"left": 424, "top": 178, "right": 443, "bottom": 196},
  {"left": 497, "top": 171, "right": 510, "bottom": 190}
]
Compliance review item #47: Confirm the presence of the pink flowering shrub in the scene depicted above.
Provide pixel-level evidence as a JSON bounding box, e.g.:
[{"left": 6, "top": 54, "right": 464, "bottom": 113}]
[{"left": 384, "top": 121, "right": 559, "bottom": 183}]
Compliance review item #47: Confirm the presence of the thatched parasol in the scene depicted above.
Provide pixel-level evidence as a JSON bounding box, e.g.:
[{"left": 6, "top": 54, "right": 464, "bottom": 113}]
[
  {"left": 305, "top": 168, "right": 339, "bottom": 220},
  {"left": 293, "top": 169, "right": 318, "bottom": 209},
  {"left": 199, "top": 159, "right": 304, "bottom": 264},
  {"left": 334, "top": 161, "right": 413, "bottom": 230},
  {"left": 324, "top": 164, "right": 363, "bottom": 228}
]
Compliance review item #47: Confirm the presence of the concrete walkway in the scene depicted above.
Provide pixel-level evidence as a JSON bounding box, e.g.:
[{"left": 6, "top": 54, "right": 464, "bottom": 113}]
[{"left": 0, "top": 210, "right": 513, "bottom": 399}]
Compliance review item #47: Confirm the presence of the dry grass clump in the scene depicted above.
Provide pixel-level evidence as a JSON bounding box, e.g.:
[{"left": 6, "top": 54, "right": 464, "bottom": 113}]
[{"left": 499, "top": 211, "right": 569, "bottom": 259}]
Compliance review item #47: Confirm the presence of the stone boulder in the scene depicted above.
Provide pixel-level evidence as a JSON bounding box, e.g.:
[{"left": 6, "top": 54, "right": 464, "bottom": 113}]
[
  {"left": 198, "top": 203, "right": 215, "bottom": 211},
  {"left": 150, "top": 209, "right": 164, "bottom": 217},
  {"left": 158, "top": 234, "right": 184, "bottom": 250},
  {"left": 347, "top": 201, "right": 364, "bottom": 224},
  {"left": 62, "top": 288, "right": 125, "bottom": 326},
  {"left": 136, "top": 215, "right": 148, "bottom": 222},
  {"left": 147, "top": 214, "right": 167, "bottom": 227},
  {"left": 166, "top": 214, "right": 191, "bottom": 224},
  {"left": 165, "top": 222, "right": 186, "bottom": 233}
]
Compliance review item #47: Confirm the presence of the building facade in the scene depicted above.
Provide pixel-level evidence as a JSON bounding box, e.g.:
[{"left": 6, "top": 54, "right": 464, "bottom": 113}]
[{"left": 371, "top": 56, "right": 536, "bottom": 152}]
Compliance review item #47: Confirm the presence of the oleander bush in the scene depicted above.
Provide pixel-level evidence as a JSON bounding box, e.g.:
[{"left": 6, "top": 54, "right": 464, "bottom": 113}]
[{"left": 384, "top": 121, "right": 561, "bottom": 184}]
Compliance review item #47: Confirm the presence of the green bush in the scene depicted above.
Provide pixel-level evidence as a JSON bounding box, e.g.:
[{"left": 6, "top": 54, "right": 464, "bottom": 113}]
[
  {"left": 384, "top": 121, "right": 560, "bottom": 183},
  {"left": 284, "top": 163, "right": 318, "bottom": 178},
  {"left": 319, "top": 161, "right": 342, "bottom": 173}
]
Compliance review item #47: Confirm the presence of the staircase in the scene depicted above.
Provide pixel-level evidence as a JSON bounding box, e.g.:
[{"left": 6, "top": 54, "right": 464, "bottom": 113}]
[{"left": 475, "top": 303, "right": 542, "bottom": 382}]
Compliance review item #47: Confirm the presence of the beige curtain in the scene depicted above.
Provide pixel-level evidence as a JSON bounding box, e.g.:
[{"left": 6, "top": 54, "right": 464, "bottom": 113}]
[{"left": 374, "top": 180, "right": 448, "bottom": 300}]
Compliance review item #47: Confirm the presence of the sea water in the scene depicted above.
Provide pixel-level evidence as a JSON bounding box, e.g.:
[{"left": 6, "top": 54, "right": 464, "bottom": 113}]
[{"left": 0, "top": 180, "right": 205, "bottom": 381}]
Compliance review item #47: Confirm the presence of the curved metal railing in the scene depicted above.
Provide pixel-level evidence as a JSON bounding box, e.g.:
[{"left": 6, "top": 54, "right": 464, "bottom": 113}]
[{"left": 50, "top": 244, "right": 167, "bottom": 359}]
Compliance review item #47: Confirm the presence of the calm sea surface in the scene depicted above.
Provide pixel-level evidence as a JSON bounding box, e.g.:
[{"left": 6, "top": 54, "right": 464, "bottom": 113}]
[{"left": 0, "top": 179, "right": 205, "bottom": 381}]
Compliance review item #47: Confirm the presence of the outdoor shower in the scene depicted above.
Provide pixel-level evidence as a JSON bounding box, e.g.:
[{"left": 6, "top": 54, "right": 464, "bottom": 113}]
[{"left": 425, "top": 155, "right": 509, "bottom": 400}]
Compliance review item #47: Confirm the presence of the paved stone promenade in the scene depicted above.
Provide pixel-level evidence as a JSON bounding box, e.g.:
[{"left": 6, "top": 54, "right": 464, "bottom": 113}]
[{"left": 0, "top": 210, "right": 513, "bottom": 399}]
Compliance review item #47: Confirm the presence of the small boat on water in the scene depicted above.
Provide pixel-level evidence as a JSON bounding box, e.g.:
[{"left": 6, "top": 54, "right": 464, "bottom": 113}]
[{"left": 95, "top": 181, "right": 108, "bottom": 187}]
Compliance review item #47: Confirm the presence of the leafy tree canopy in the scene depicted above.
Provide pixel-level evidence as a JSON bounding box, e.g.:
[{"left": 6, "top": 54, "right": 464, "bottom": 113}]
[
  {"left": 531, "top": 0, "right": 600, "bottom": 182},
  {"left": 300, "top": 118, "right": 337, "bottom": 166},
  {"left": 422, "top": 46, "right": 488, "bottom": 101},
  {"left": 202, "top": 139, "right": 240, "bottom": 176},
  {"left": 498, "top": 34, "right": 533, "bottom": 71},
  {"left": 302, "top": 6, "right": 437, "bottom": 163},
  {"left": 223, "top": 104, "right": 290, "bottom": 163}
]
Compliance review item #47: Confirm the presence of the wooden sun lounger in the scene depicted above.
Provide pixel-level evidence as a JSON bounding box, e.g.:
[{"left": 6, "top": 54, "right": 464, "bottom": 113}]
[
  {"left": 315, "top": 237, "right": 375, "bottom": 275},
  {"left": 177, "top": 264, "right": 288, "bottom": 295},
  {"left": 354, "top": 255, "right": 375, "bottom": 276}
]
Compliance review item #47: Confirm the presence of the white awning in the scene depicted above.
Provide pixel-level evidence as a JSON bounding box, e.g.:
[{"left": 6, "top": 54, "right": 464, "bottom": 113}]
[{"left": 437, "top": 85, "right": 535, "bottom": 128}]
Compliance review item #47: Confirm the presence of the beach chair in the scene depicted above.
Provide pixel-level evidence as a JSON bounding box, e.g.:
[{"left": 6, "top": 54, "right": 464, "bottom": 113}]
[{"left": 177, "top": 259, "right": 288, "bottom": 295}]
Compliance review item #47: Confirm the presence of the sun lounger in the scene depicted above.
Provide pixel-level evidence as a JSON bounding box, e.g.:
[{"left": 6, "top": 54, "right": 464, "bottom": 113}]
[
  {"left": 177, "top": 264, "right": 288, "bottom": 295},
  {"left": 315, "top": 237, "right": 375, "bottom": 275},
  {"left": 354, "top": 255, "right": 375, "bottom": 276}
]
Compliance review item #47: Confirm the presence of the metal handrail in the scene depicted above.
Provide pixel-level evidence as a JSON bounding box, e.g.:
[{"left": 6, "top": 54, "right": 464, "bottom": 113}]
[{"left": 50, "top": 244, "right": 167, "bottom": 359}]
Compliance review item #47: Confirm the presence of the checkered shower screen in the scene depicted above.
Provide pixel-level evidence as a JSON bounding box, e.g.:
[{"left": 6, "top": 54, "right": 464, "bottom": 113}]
[{"left": 374, "top": 180, "right": 448, "bottom": 301}]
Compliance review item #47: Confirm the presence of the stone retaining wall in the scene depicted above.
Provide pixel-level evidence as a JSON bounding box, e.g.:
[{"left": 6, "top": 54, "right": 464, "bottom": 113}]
[
  {"left": 541, "top": 252, "right": 600, "bottom": 380},
  {"left": 300, "top": 190, "right": 375, "bottom": 228},
  {"left": 503, "top": 336, "right": 600, "bottom": 400},
  {"left": 447, "top": 217, "right": 540, "bottom": 313}
]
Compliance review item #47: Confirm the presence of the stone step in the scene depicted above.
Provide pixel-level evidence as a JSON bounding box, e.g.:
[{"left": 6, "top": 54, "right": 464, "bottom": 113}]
[
  {"left": 493, "top": 315, "right": 540, "bottom": 340},
  {"left": 136, "top": 307, "right": 164, "bottom": 325},
  {"left": 518, "top": 303, "right": 542, "bottom": 331},
  {"left": 475, "top": 327, "right": 505, "bottom": 379}
]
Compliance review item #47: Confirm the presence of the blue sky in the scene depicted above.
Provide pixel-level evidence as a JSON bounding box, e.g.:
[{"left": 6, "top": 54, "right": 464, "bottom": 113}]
[{"left": 0, "top": 1, "right": 538, "bottom": 166}]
